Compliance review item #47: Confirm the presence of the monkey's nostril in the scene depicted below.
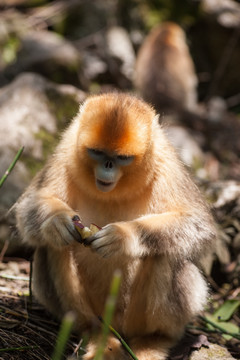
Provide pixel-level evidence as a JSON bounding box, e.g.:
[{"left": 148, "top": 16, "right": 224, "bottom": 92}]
[{"left": 104, "top": 160, "right": 113, "bottom": 169}]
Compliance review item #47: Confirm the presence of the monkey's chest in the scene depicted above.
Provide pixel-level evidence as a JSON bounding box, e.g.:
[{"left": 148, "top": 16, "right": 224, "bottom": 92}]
[{"left": 73, "top": 197, "right": 151, "bottom": 228}]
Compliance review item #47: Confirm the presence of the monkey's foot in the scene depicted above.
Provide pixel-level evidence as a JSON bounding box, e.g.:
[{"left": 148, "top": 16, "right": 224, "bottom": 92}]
[
  {"left": 83, "top": 336, "right": 130, "bottom": 360},
  {"left": 129, "top": 335, "right": 170, "bottom": 360}
]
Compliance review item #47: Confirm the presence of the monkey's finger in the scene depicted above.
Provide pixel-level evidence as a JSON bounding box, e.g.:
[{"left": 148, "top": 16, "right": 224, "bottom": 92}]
[
  {"left": 62, "top": 215, "right": 83, "bottom": 243},
  {"left": 89, "top": 237, "right": 115, "bottom": 254},
  {"left": 60, "top": 221, "right": 82, "bottom": 244},
  {"left": 67, "top": 225, "right": 83, "bottom": 243},
  {"left": 83, "top": 230, "right": 107, "bottom": 246},
  {"left": 91, "top": 240, "right": 117, "bottom": 258},
  {"left": 50, "top": 216, "right": 82, "bottom": 245},
  {"left": 83, "top": 226, "right": 109, "bottom": 246},
  {"left": 83, "top": 235, "right": 97, "bottom": 246},
  {"left": 90, "top": 238, "right": 107, "bottom": 250}
]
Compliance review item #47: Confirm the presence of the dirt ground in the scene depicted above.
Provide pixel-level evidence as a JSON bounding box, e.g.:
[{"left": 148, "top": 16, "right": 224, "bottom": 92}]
[{"left": 0, "top": 258, "right": 82, "bottom": 360}]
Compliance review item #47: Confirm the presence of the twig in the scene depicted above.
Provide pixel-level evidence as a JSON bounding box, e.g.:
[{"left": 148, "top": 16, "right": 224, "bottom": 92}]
[
  {"left": 199, "top": 315, "right": 240, "bottom": 341},
  {"left": 0, "top": 345, "right": 38, "bottom": 352},
  {"left": 25, "top": 321, "right": 58, "bottom": 338},
  {"left": 22, "top": 323, "right": 58, "bottom": 350},
  {"left": 72, "top": 338, "right": 83, "bottom": 355},
  {"left": 29, "top": 258, "right": 33, "bottom": 308},
  {"left": 0, "top": 304, "right": 28, "bottom": 319},
  {"left": 0, "top": 147, "right": 24, "bottom": 188},
  {"left": 0, "top": 274, "right": 29, "bottom": 281},
  {"left": 188, "top": 324, "right": 221, "bottom": 334}
]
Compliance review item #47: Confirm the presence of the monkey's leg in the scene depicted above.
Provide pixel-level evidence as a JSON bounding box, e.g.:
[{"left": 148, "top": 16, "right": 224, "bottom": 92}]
[
  {"left": 33, "top": 247, "right": 62, "bottom": 317},
  {"left": 83, "top": 329, "right": 171, "bottom": 360},
  {"left": 33, "top": 246, "right": 95, "bottom": 331},
  {"left": 123, "top": 259, "right": 208, "bottom": 360}
]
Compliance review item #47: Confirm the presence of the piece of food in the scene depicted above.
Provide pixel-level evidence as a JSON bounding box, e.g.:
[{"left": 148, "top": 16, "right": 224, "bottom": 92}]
[
  {"left": 72, "top": 215, "right": 101, "bottom": 241},
  {"left": 89, "top": 223, "right": 102, "bottom": 235}
]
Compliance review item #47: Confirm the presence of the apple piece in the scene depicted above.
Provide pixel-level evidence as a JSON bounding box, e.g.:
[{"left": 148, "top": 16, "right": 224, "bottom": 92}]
[
  {"left": 74, "top": 223, "right": 91, "bottom": 239},
  {"left": 72, "top": 216, "right": 101, "bottom": 240},
  {"left": 90, "top": 223, "right": 102, "bottom": 235}
]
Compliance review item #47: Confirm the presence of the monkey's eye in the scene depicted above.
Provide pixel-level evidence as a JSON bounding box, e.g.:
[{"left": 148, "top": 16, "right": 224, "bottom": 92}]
[
  {"left": 87, "top": 148, "right": 104, "bottom": 160},
  {"left": 116, "top": 155, "right": 134, "bottom": 166},
  {"left": 117, "top": 155, "right": 129, "bottom": 161}
]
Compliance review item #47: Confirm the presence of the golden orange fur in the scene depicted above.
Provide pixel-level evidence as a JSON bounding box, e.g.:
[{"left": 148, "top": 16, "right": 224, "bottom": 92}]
[{"left": 14, "top": 93, "right": 215, "bottom": 359}]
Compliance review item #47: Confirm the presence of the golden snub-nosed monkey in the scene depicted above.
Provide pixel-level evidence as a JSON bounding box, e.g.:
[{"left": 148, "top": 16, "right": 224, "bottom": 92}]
[
  {"left": 14, "top": 93, "right": 215, "bottom": 360},
  {"left": 135, "top": 22, "right": 198, "bottom": 115}
]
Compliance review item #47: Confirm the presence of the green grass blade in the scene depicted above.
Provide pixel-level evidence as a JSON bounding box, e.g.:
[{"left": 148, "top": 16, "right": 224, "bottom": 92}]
[
  {"left": 0, "top": 147, "right": 24, "bottom": 188},
  {"left": 94, "top": 270, "right": 122, "bottom": 360},
  {"left": 200, "top": 315, "right": 240, "bottom": 341},
  {"left": 52, "top": 312, "right": 75, "bottom": 360}
]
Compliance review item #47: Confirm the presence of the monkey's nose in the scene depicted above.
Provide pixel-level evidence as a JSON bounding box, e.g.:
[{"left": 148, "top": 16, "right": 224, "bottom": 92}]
[{"left": 104, "top": 160, "right": 113, "bottom": 169}]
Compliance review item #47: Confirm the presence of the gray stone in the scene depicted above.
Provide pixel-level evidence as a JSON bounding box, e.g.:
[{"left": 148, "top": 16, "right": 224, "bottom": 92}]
[
  {"left": 0, "top": 72, "right": 85, "bottom": 253},
  {"left": 189, "top": 343, "right": 235, "bottom": 359}
]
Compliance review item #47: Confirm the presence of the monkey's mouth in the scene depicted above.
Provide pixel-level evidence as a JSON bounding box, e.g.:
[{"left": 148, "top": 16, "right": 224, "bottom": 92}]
[{"left": 96, "top": 179, "right": 116, "bottom": 193}]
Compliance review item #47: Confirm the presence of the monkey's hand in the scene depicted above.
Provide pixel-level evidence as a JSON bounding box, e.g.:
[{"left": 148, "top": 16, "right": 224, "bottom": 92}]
[
  {"left": 41, "top": 212, "right": 83, "bottom": 247},
  {"left": 84, "top": 222, "right": 137, "bottom": 258}
]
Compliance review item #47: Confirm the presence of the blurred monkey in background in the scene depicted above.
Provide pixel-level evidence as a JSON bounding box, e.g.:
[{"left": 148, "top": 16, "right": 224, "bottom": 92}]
[
  {"left": 14, "top": 93, "right": 215, "bottom": 359},
  {"left": 135, "top": 22, "right": 198, "bottom": 115}
]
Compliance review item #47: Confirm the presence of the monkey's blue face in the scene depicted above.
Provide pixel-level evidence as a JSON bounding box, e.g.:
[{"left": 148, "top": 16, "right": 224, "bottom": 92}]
[{"left": 87, "top": 148, "right": 134, "bottom": 193}]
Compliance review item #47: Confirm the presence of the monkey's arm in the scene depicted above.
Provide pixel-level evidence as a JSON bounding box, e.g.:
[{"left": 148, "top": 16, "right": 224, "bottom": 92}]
[
  {"left": 15, "top": 189, "right": 82, "bottom": 248},
  {"left": 133, "top": 209, "right": 215, "bottom": 259},
  {"left": 85, "top": 208, "right": 215, "bottom": 260}
]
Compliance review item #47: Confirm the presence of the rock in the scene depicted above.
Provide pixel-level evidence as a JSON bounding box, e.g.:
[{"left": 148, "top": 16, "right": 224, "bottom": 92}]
[
  {"left": 82, "top": 26, "right": 136, "bottom": 89},
  {"left": 169, "top": 334, "right": 235, "bottom": 360},
  {"left": 211, "top": 181, "right": 240, "bottom": 209},
  {"left": 0, "top": 72, "right": 86, "bottom": 254},
  {"left": 205, "top": 180, "right": 240, "bottom": 283},
  {"left": 165, "top": 125, "right": 204, "bottom": 170},
  {"left": 202, "top": 0, "right": 240, "bottom": 28},
  {"left": 206, "top": 97, "right": 227, "bottom": 123},
  {"left": 106, "top": 26, "right": 136, "bottom": 83},
  {"left": 3, "top": 30, "right": 85, "bottom": 87},
  {"left": 83, "top": 53, "right": 107, "bottom": 82},
  {"left": 189, "top": 343, "right": 235, "bottom": 359}
]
